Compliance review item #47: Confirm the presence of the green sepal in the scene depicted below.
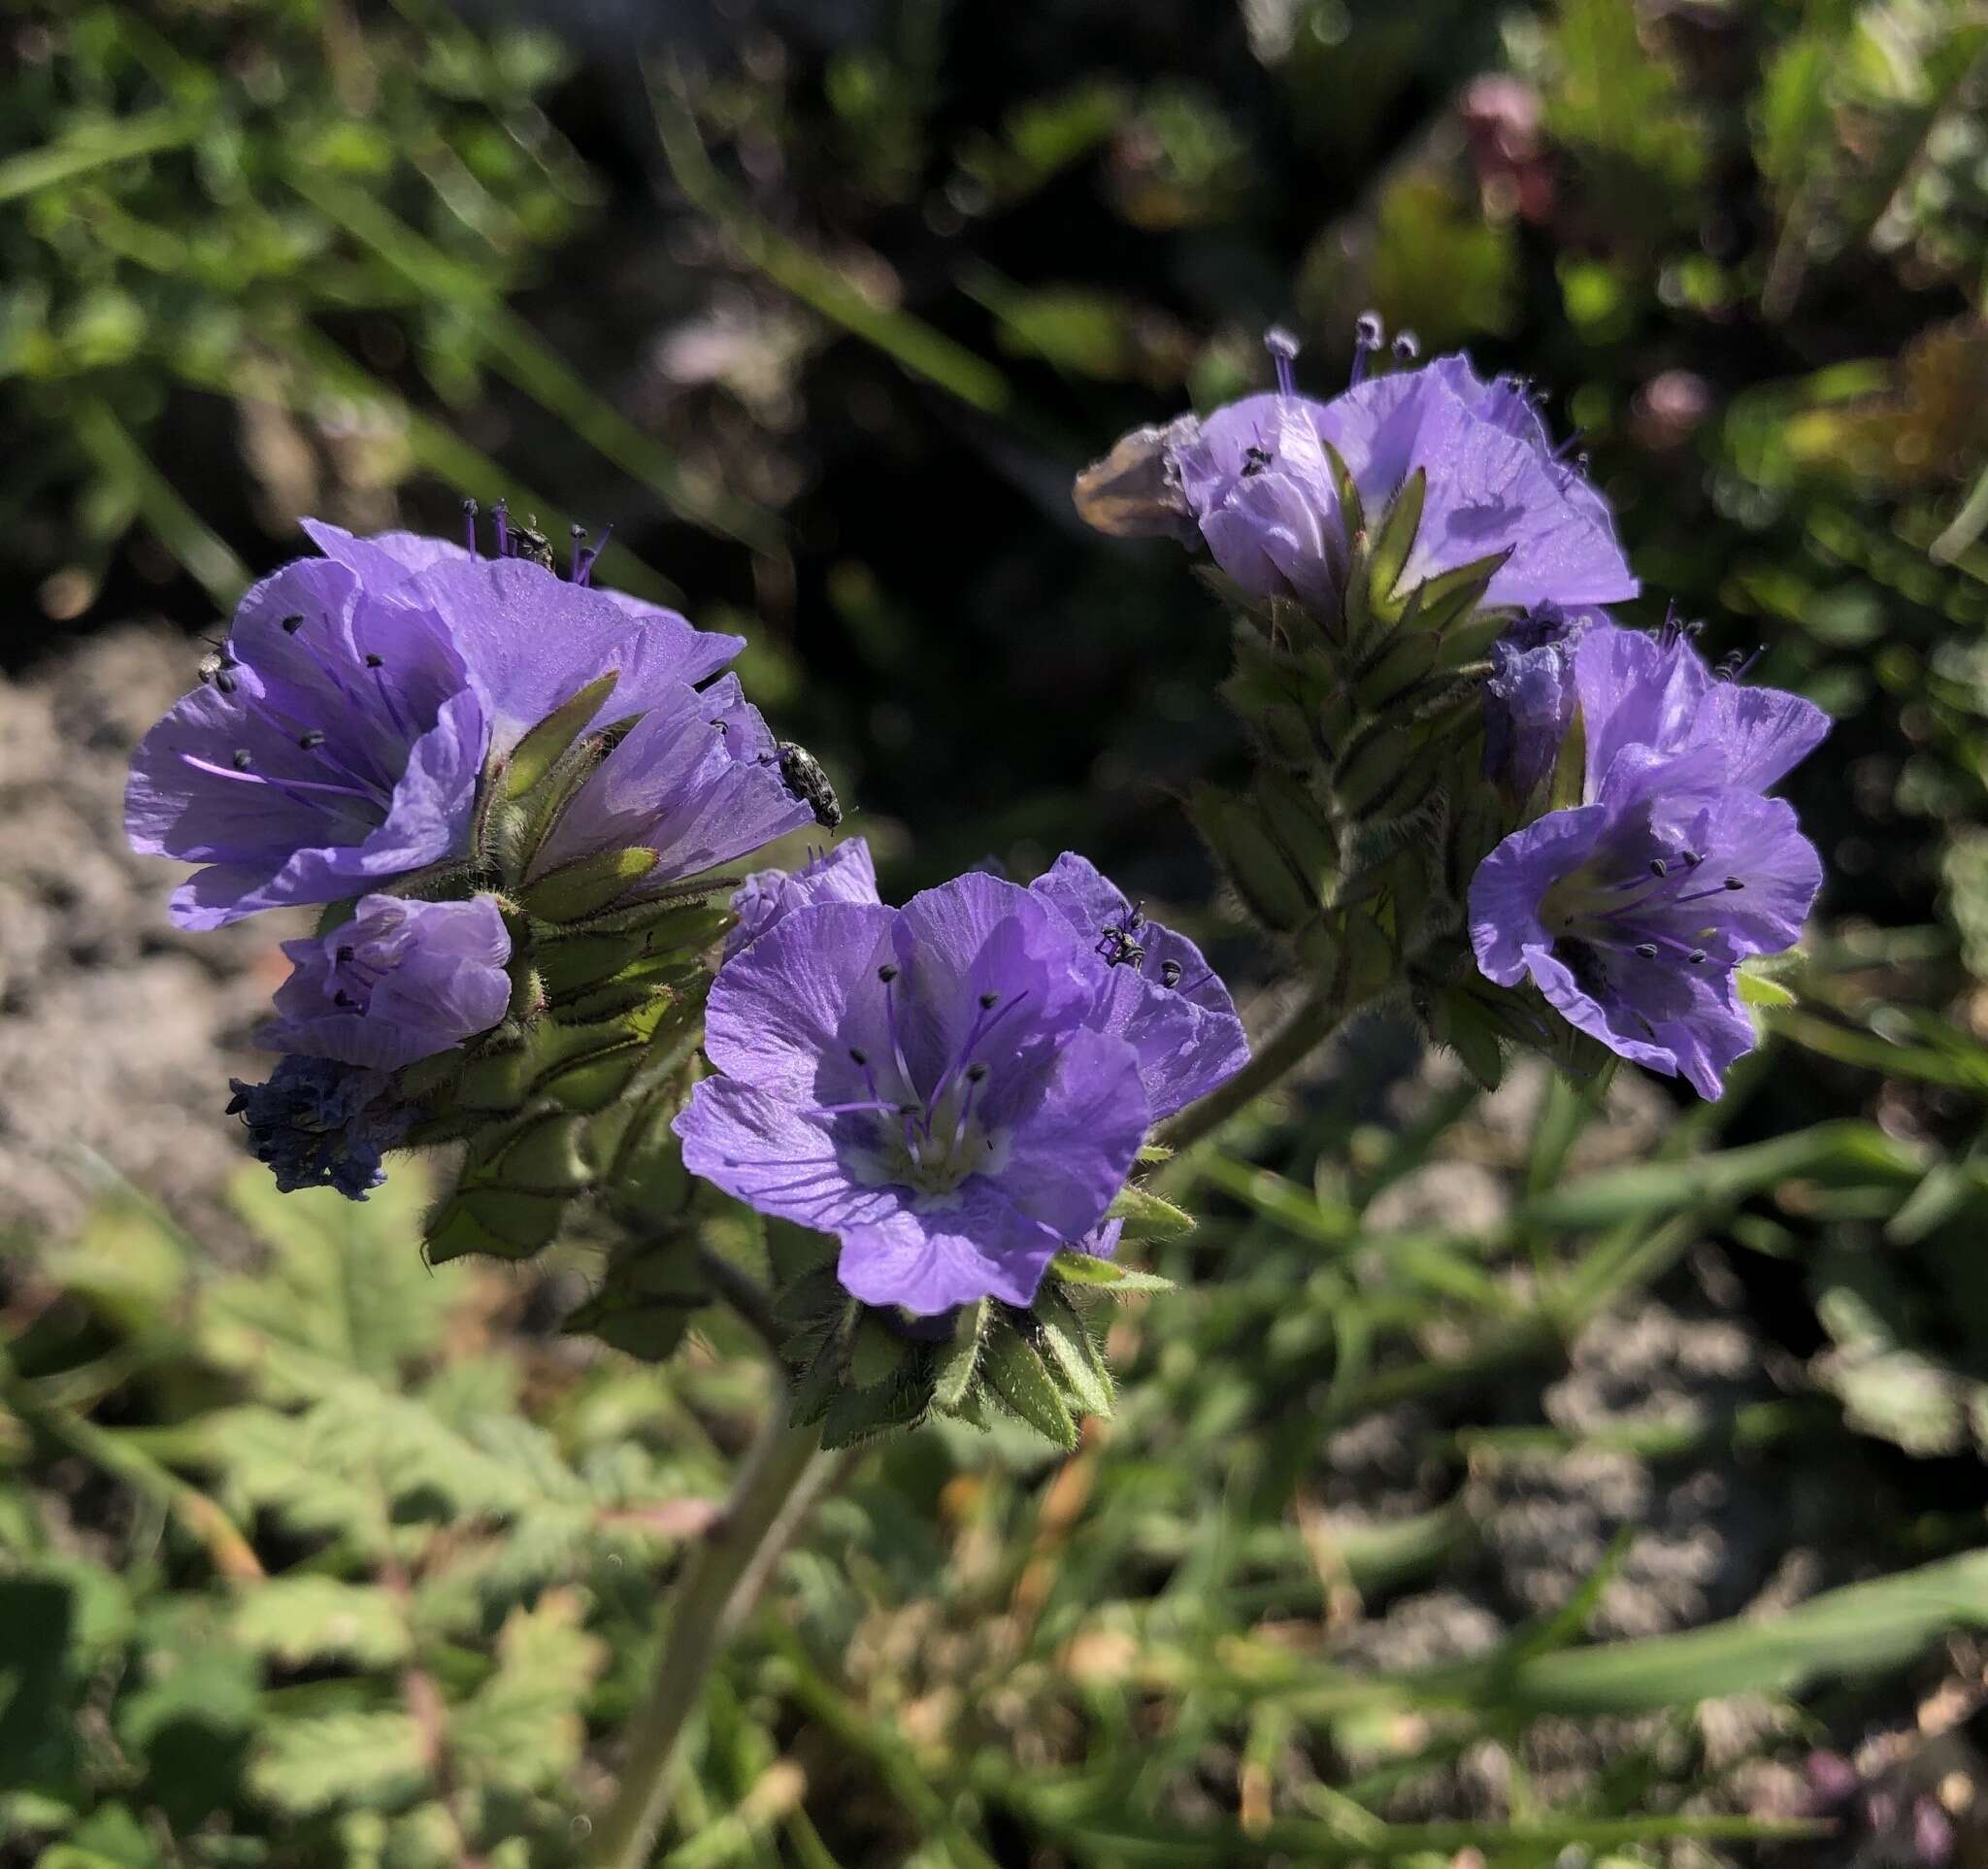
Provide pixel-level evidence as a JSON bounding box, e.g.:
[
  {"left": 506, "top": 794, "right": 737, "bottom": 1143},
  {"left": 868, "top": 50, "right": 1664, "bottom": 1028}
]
[
  {"left": 1546, "top": 706, "right": 1587, "bottom": 813},
  {"left": 427, "top": 1187, "right": 571, "bottom": 1263},
  {"left": 1333, "top": 725, "right": 1411, "bottom": 819},
  {"left": 1398, "top": 549, "right": 1512, "bottom": 632},
  {"left": 1253, "top": 770, "right": 1339, "bottom": 907},
  {"left": 486, "top": 1109, "right": 593, "bottom": 1192},
  {"left": 1425, "top": 981, "right": 1509, "bottom": 1092},
  {"left": 1353, "top": 629, "right": 1441, "bottom": 714},
  {"left": 536, "top": 904, "right": 733, "bottom": 1000},
  {"left": 1048, "top": 1250, "right": 1173, "bottom": 1294},
  {"left": 1319, "top": 439, "right": 1366, "bottom": 545},
  {"left": 931, "top": 1301, "right": 989, "bottom": 1411},
  {"left": 848, "top": 1317, "right": 913, "bottom": 1389},
  {"left": 1342, "top": 906, "right": 1400, "bottom": 1006},
  {"left": 766, "top": 1218, "right": 839, "bottom": 1288},
  {"left": 1366, "top": 467, "right": 1426, "bottom": 611},
  {"left": 819, "top": 1366, "right": 933, "bottom": 1450},
  {"left": 979, "top": 1324, "right": 1078, "bottom": 1451},
  {"left": 314, "top": 897, "right": 361, "bottom": 939},
  {"left": 1434, "top": 610, "right": 1511, "bottom": 670},
  {"left": 562, "top": 1225, "right": 709, "bottom": 1363},
  {"left": 1105, "top": 1183, "right": 1195, "bottom": 1239},
  {"left": 1032, "top": 1286, "right": 1113, "bottom": 1418},
  {"left": 518, "top": 848, "right": 660, "bottom": 922},
  {"left": 774, "top": 1265, "right": 847, "bottom": 1330},
  {"left": 1186, "top": 784, "right": 1316, "bottom": 933},
  {"left": 1737, "top": 962, "right": 1799, "bottom": 1010},
  {"left": 502, "top": 671, "right": 619, "bottom": 800}
]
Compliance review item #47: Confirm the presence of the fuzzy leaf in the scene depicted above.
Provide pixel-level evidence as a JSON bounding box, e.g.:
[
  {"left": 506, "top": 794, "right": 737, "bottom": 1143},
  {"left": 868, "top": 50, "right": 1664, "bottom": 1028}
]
[
  {"left": 229, "top": 1577, "right": 412, "bottom": 1670},
  {"left": 249, "top": 1711, "right": 426, "bottom": 1816},
  {"left": 448, "top": 1590, "right": 606, "bottom": 1795}
]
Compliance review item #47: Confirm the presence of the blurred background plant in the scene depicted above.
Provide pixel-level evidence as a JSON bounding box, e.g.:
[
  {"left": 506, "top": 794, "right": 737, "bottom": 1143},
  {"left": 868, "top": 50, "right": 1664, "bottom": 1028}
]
[{"left": 9, "top": 0, "right": 1988, "bottom": 1863}]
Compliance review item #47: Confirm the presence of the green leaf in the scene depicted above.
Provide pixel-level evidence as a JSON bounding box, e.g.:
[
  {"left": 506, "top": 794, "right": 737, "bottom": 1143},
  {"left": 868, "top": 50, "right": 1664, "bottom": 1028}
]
[
  {"left": 205, "top": 1163, "right": 444, "bottom": 1388},
  {"left": 978, "top": 1324, "right": 1078, "bottom": 1451},
  {"left": 230, "top": 1577, "right": 412, "bottom": 1669},
  {"left": 1498, "top": 1547, "right": 1988, "bottom": 1715},
  {"left": 502, "top": 670, "right": 618, "bottom": 799},
  {"left": 249, "top": 1711, "right": 427, "bottom": 1816},
  {"left": 448, "top": 1590, "right": 606, "bottom": 1795}
]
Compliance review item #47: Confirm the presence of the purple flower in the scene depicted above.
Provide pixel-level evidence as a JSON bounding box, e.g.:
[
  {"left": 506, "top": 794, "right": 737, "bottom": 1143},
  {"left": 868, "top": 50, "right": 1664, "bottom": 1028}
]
[
  {"left": 126, "top": 555, "right": 488, "bottom": 930},
  {"left": 261, "top": 893, "right": 514, "bottom": 1073},
  {"left": 127, "top": 520, "right": 749, "bottom": 931},
  {"left": 300, "top": 522, "right": 742, "bottom": 755},
  {"left": 727, "top": 839, "right": 881, "bottom": 957},
  {"left": 225, "top": 1055, "right": 414, "bottom": 1200},
  {"left": 1482, "top": 605, "right": 1599, "bottom": 800},
  {"left": 1166, "top": 348, "right": 1637, "bottom": 616},
  {"left": 1469, "top": 621, "right": 1828, "bottom": 1098},
  {"left": 523, "top": 676, "right": 815, "bottom": 910},
  {"left": 1027, "top": 853, "right": 1249, "bottom": 1120},
  {"left": 674, "top": 873, "right": 1152, "bottom": 1315}
]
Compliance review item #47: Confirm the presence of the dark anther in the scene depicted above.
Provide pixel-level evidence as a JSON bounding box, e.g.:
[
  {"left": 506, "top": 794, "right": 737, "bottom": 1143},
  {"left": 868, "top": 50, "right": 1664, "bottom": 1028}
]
[
  {"left": 298, "top": 730, "right": 325, "bottom": 751},
  {"left": 1680, "top": 850, "right": 1702, "bottom": 866},
  {"left": 1634, "top": 942, "right": 1660, "bottom": 958},
  {"left": 1391, "top": 330, "right": 1420, "bottom": 361},
  {"left": 333, "top": 990, "right": 356, "bottom": 1009},
  {"left": 978, "top": 990, "right": 999, "bottom": 1009},
  {"left": 966, "top": 1063, "right": 988, "bottom": 1083},
  {"left": 281, "top": 614, "right": 304, "bottom": 633},
  {"left": 1355, "top": 312, "right": 1383, "bottom": 347},
  {"left": 364, "top": 652, "right": 384, "bottom": 669},
  {"left": 896, "top": 1102, "right": 921, "bottom": 1117},
  {"left": 848, "top": 1047, "right": 869, "bottom": 1064},
  {"left": 1159, "top": 959, "right": 1183, "bottom": 988},
  {"left": 878, "top": 963, "right": 900, "bottom": 983},
  {"left": 336, "top": 945, "right": 356, "bottom": 963},
  {"left": 1724, "top": 877, "right": 1745, "bottom": 891},
  {"left": 1688, "top": 950, "right": 1707, "bottom": 964},
  {"left": 231, "top": 749, "right": 252, "bottom": 770},
  {"left": 215, "top": 672, "right": 238, "bottom": 694},
  {"left": 1241, "top": 444, "right": 1273, "bottom": 477},
  {"left": 1649, "top": 858, "right": 1669, "bottom": 877}
]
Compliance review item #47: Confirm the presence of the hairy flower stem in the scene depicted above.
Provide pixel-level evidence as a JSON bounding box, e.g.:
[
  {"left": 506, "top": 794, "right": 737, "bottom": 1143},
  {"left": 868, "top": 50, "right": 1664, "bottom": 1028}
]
[
  {"left": 588, "top": 1406, "right": 838, "bottom": 1869},
  {"left": 1154, "top": 983, "right": 1343, "bottom": 1155}
]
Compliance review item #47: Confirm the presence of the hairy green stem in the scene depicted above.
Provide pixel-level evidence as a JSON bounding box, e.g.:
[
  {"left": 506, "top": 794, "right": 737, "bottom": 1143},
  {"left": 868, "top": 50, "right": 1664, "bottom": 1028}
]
[
  {"left": 587, "top": 1407, "right": 838, "bottom": 1869},
  {"left": 1155, "top": 984, "right": 1343, "bottom": 1156}
]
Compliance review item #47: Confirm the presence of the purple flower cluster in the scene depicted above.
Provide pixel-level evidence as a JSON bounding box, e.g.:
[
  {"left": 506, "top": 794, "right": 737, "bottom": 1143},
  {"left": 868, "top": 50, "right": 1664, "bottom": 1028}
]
[
  {"left": 130, "top": 513, "right": 825, "bottom": 1195},
  {"left": 1469, "top": 617, "right": 1827, "bottom": 1097},
  {"left": 1157, "top": 335, "right": 1637, "bottom": 617},
  {"left": 127, "top": 518, "right": 811, "bottom": 930},
  {"left": 675, "top": 839, "right": 1246, "bottom": 1314}
]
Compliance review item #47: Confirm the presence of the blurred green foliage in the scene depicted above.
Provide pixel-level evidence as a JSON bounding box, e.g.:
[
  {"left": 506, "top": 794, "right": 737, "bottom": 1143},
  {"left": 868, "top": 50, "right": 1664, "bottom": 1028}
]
[{"left": 10, "top": 0, "right": 1988, "bottom": 1860}]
